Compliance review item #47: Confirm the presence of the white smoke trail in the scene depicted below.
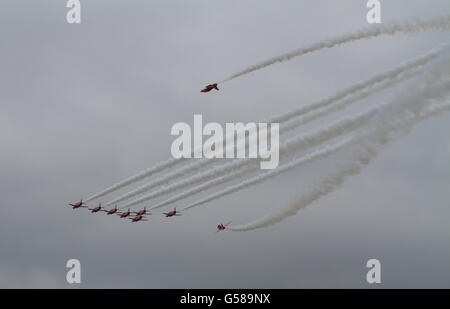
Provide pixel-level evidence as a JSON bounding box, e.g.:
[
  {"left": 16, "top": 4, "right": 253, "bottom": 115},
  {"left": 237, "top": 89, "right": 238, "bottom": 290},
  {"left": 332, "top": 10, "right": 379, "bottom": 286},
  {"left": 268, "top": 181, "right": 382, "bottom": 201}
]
[
  {"left": 109, "top": 158, "right": 215, "bottom": 206},
  {"left": 269, "top": 46, "right": 443, "bottom": 123},
  {"left": 146, "top": 165, "right": 258, "bottom": 210},
  {"left": 282, "top": 66, "right": 420, "bottom": 129},
  {"left": 221, "top": 15, "right": 450, "bottom": 83},
  {"left": 112, "top": 159, "right": 259, "bottom": 207},
  {"left": 229, "top": 100, "right": 450, "bottom": 231},
  {"left": 116, "top": 104, "right": 382, "bottom": 208},
  {"left": 85, "top": 157, "right": 186, "bottom": 202},
  {"left": 181, "top": 70, "right": 450, "bottom": 213},
  {"left": 166, "top": 76, "right": 450, "bottom": 212},
  {"left": 184, "top": 94, "right": 450, "bottom": 215},
  {"left": 152, "top": 137, "right": 354, "bottom": 211},
  {"left": 104, "top": 49, "right": 441, "bottom": 205},
  {"left": 179, "top": 138, "right": 356, "bottom": 212},
  {"left": 228, "top": 54, "right": 450, "bottom": 231}
]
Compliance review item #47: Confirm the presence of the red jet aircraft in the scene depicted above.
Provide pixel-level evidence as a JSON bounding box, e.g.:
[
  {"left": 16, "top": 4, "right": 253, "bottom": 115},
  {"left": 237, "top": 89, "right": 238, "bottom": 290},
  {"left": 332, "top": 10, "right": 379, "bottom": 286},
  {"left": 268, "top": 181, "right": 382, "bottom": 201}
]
[
  {"left": 216, "top": 222, "right": 231, "bottom": 233},
  {"left": 133, "top": 207, "right": 150, "bottom": 216},
  {"left": 106, "top": 205, "right": 118, "bottom": 215},
  {"left": 89, "top": 203, "right": 104, "bottom": 213},
  {"left": 119, "top": 209, "right": 131, "bottom": 218},
  {"left": 130, "top": 214, "right": 148, "bottom": 222},
  {"left": 163, "top": 208, "right": 181, "bottom": 217},
  {"left": 69, "top": 200, "right": 87, "bottom": 209},
  {"left": 200, "top": 83, "right": 219, "bottom": 93}
]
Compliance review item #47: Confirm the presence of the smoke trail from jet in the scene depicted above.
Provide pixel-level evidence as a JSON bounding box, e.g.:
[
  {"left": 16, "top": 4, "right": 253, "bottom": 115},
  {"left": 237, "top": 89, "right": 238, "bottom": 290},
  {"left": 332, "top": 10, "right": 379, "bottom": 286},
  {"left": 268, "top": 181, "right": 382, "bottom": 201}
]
[
  {"left": 229, "top": 100, "right": 450, "bottom": 232},
  {"left": 116, "top": 104, "right": 383, "bottom": 208},
  {"left": 151, "top": 83, "right": 450, "bottom": 214},
  {"left": 177, "top": 47, "right": 450, "bottom": 213},
  {"left": 183, "top": 92, "right": 450, "bottom": 215},
  {"left": 109, "top": 158, "right": 216, "bottom": 206},
  {"left": 281, "top": 65, "right": 422, "bottom": 129},
  {"left": 87, "top": 48, "right": 441, "bottom": 202},
  {"left": 133, "top": 165, "right": 257, "bottom": 210},
  {"left": 162, "top": 75, "right": 450, "bottom": 212},
  {"left": 102, "top": 50, "right": 441, "bottom": 206},
  {"left": 85, "top": 157, "right": 187, "bottom": 202},
  {"left": 152, "top": 138, "right": 354, "bottom": 211},
  {"left": 181, "top": 69, "right": 450, "bottom": 213},
  {"left": 221, "top": 15, "right": 450, "bottom": 83},
  {"left": 112, "top": 160, "right": 259, "bottom": 207},
  {"left": 269, "top": 46, "right": 443, "bottom": 123},
  {"left": 179, "top": 138, "right": 356, "bottom": 212}
]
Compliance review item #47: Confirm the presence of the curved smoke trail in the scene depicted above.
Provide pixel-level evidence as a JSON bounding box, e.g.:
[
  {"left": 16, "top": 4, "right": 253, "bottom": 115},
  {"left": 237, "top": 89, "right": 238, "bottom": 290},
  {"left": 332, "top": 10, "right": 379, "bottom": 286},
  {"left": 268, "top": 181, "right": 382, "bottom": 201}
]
[
  {"left": 221, "top": 15, "right": 450, "bottom": 83},
  {"left": 181, "top": 65, "right": 450, "bottom": 213},
  {"left": 103, "top": 49, "right": 441, "bottom": 205},
  {"left": 229, "top": 100, "right": 450, "bottom": 231},
  {"left": 116, "top": 104, "right": 383, "bottom": 208},
  {"left": 87, "top": 20, "right": 447, "bottom": 202}
]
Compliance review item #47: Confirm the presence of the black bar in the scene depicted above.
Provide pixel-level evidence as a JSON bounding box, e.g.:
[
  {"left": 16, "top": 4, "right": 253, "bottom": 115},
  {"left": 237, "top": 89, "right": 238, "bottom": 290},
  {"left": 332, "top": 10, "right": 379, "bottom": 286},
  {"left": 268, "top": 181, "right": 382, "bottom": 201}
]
[{"left": 1, "top": 289, "right": 449, "bottom": 307}]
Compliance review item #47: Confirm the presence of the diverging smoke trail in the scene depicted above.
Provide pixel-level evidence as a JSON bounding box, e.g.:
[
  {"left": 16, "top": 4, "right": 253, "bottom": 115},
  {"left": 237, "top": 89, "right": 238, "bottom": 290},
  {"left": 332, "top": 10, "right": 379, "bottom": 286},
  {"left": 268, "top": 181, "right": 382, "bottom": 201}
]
[
  {"left": 181, "top": 63, "right": 450, "bottom": 213},
  {"left": 116, "top": 105, "right": 382, "bottom": 208},
  {"left": 221, "top": 15, "right": 450, "bottom": 83},
  {"left": 155, "top": 47, "right": 450, "bottom": 212},
  {"left": 229, "top": 100, "right": 450, "bottom": 231},
  {"left": 184, "top": 89, "right": 450, "bottom": 214},
  {"left": 164, "top": 77, "right": 450, "bottom": 212},
  {"left": 228, "top": 50, "right": 450, "bottom": 231},
  {"left": 104, "top": 49, "right": 441, "bottom": 206}
]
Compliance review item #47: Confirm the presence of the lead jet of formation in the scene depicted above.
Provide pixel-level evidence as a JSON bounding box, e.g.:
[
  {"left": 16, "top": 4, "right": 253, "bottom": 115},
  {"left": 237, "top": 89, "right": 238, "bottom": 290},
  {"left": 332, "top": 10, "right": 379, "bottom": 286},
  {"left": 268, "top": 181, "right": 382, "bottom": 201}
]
[{"left": 163, "top": 208, "right": 181, "bottom": 217}]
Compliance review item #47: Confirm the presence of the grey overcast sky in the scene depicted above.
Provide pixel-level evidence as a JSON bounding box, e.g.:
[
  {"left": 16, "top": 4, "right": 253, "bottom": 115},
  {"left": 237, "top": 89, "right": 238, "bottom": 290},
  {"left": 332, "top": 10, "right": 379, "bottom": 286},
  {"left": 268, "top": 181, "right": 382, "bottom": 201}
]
[{"left": 0, "top": 0, "right": 449, "bottom": 288}]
